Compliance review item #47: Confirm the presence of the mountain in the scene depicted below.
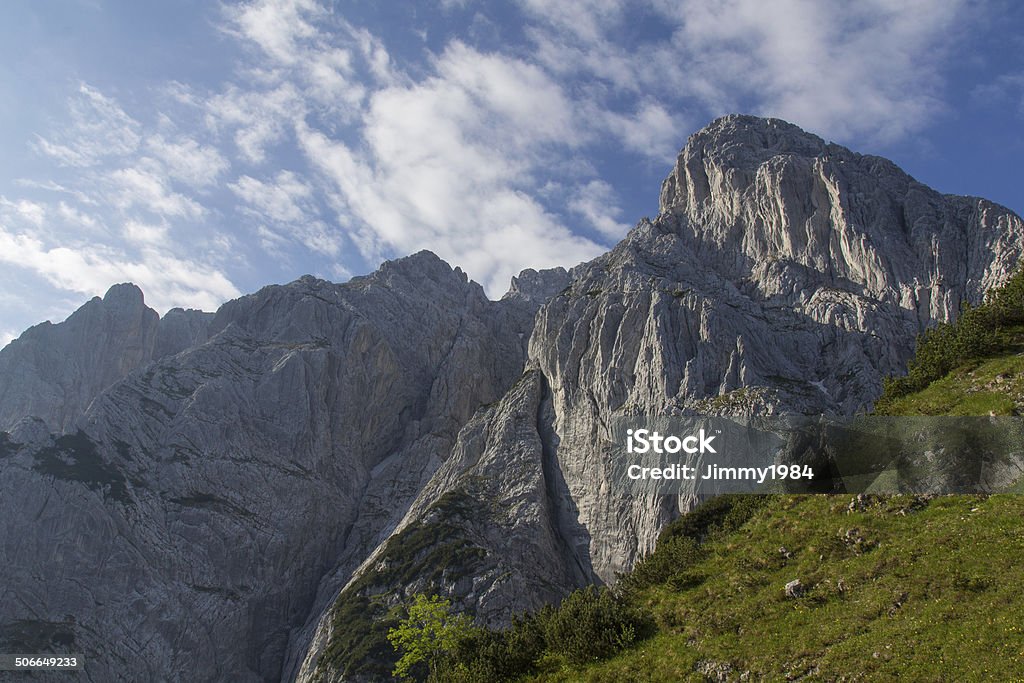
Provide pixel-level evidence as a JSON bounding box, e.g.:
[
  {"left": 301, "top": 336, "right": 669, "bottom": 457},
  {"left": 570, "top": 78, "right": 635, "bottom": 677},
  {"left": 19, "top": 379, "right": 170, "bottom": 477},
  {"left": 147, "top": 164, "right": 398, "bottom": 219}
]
[
  {"left": 0, "top": 284, "right": 212, "bottom": 433},
  {"left": 0, "top": 115, "right": 1021, "bottom": 682}
]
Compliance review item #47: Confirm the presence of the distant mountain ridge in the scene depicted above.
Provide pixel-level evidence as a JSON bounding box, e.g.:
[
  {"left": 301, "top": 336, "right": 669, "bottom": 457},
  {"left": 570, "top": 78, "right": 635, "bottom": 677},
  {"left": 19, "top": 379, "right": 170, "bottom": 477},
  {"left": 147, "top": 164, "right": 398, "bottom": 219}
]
[
  {"left": 0, "top": 284, "right": 212, "bottom": 433},
  {"left": 1, "top": 115, "right": 1021, "bottom": 682}
]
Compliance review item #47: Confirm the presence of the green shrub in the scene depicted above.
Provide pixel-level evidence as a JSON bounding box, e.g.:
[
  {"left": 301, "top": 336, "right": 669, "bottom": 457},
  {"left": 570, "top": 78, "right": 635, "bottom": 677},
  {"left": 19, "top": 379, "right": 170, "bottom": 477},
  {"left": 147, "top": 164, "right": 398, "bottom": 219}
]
[
  {"left": 431, "top": 614, "right": 545, "bottom": 682},
  {"left": 619, "top": 495, "right": 769, "bottom": 595},
  {"left": 618, "top": 536, "right": 701, "bottom": 595},
  {"left": 389, "top": 594, "right": 475, "bottom": 680},
  {"left": 658, "top": 494, "right": 770, "bottom": 546},
  {"left": 538, "top": 586, "right": 648, "bottom": 665},
  {"left": 878, "top": 267, "right": 1024, "bottom": 408}
]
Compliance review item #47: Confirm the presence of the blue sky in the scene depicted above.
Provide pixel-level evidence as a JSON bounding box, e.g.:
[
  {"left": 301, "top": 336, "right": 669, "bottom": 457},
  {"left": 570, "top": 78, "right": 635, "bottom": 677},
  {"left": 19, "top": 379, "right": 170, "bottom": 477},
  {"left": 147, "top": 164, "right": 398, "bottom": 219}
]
[{"left": 1, "top": 0, "right": 1022, "bottom": 345}]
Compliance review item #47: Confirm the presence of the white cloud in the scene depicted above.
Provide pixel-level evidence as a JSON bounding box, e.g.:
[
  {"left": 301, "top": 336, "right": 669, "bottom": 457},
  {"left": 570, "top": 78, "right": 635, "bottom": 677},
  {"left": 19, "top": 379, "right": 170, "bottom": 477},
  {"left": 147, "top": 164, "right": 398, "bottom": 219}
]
[
  {"left": 230, "top": 171, "right": 311, "bottom": 223},
  {"left": 123, "top": 220, "right": 168, "bottom": 246},
  {"left": 0, "top": 330, "right": 15, "bottom": 348},
  {"left": 108, "top": 166, "right": 204, "bottom": 219},
  {"left": 206, "top": 83, "right": 301, "bottom": 163},
  {"left": 433, "top": 41, "right": 585, "bottom": 149},
  {"left": 227, "top": 0, "right": 322, "bottom": 65},
  {"left": 13, "top": 179, "right": 98, "bottom": 206},
  {"left": 524, "top": 0, "right": 970, "bottom": 144},
  {"left": 299, "top": 117, "right": 603, "bottom": 295},
  {"left": 0, "top": 197, "right": 46, "bottom": 226},
  {"left": 598, "top": 101, "right": 683, "bottom": 160},
  {"left": 222, "top": 0, "right": 379, "bottom": 128},
  {"left": 519, "top": 0, "right": 626, "bottom": 45},
  {"left": 303, "top": 46, "right": 367, "bottom": 109},
  {"left": 662, "top": 0, "right": 964, "bottom": 141},
  {"left": 230, "top": 171, "right": 342, "bottom": 256},
  {"left": 145, "top": 134, "right": 229, "bottom": 187},
  {"left": 568, "top": 180, "right": 630, "bottom": 240},
  {"left": 256, "top": 224, "right": 289, "bottom": 254},
  {"left": 211, "top": 2, "right": 623, "bottom": 294},
  {"left": 0, "top": 227, "right": 240, "bottom": 313},
  {"left": 33, "top": 84, "right": 141, "bottom": 166},
  {"left": 8, "top": 84, "right": 239, "bottom": 321},
  {"left": 55, "top": 201, "right": 99, "bottom": 230}
]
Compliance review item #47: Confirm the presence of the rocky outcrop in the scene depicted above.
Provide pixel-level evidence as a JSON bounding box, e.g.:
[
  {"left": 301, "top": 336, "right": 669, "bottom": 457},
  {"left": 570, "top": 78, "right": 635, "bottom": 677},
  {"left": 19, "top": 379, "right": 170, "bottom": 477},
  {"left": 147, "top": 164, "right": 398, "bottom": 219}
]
[
  {"left": 0, "top": 284, "right": 212, "bottom": 432},
  {"left": 520, "top": 116, "right": 1023, "bottom": 581},
  {"left": 1, "top": 116, "right": 1023, "bottom": 682},
  {"left": 658, "top": 115, "right": 1020, "bottom": 319}
]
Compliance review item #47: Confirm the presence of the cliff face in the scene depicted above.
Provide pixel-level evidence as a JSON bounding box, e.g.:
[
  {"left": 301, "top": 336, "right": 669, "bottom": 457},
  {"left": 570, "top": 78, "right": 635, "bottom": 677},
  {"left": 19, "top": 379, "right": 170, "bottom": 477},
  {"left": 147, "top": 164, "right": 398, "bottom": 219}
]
[
  {"left": 1, "top": 116, "right": 1022, "bottom": 682},
  {"left": 0, "top": 284, "right": 212, "bottom": 432}
]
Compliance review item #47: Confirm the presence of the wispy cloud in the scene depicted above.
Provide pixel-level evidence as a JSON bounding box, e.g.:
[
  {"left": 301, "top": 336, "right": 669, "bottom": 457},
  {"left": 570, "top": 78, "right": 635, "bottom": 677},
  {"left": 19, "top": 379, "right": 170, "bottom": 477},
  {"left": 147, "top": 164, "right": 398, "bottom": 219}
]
[
  {"left": 524, "top": 0, "right": 971, "bottom": 144},
  {"left": 230, "top": 171, "right": 342, "bottom": 255},
  {"left": 973, "top": 72, "right": 1024, "bottom": 116},
  {"left": 0, "top": 227, "right": 239, "bottom": 312},
  {"left": 6, "top": 82, "right": 238, "bottom": 320},
  {"left": 205, "top": 83, "right": 302, "bottom": 164},
  {"left": 108, "top": 166, "right": 205, "bottom": 219},
  {"left": 145, "top": 134, "right": 229, "bottom": 187},
  {"left": 225, "top": 0, "right": 322, "bottom": 66},
  {"left": 0, "top": 197, "right": 47, "bottom": 227},
  {"left": 210, "top": 0, "right": 610, "bottom": 293},
  {"left": 568, "top": 180, "right": 630, "bottom": 240},
  {"left": 33, "top": 84, "right": 141, "bottom": 166}
]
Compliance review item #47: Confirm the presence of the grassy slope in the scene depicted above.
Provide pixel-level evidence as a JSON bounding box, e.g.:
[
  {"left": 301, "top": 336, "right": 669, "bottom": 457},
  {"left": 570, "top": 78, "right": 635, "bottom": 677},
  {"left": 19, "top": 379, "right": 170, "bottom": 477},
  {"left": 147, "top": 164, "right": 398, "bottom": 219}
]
[
  {"left": 535, "top": 494, "right": 1024, "bottom": 681},
  {"left": 531, "top": 341, "right": 1024, "bottom": 681},
  {"left": 879, "top": 325, "right": 1024, "bottom": 416}
]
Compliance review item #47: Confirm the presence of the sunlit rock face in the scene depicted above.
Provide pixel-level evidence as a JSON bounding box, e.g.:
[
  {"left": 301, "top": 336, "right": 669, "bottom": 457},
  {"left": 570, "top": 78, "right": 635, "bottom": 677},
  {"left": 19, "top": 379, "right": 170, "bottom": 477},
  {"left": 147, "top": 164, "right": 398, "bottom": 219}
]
[{"left": 1, "top": 116, "right": 1022, "bottom": 682}]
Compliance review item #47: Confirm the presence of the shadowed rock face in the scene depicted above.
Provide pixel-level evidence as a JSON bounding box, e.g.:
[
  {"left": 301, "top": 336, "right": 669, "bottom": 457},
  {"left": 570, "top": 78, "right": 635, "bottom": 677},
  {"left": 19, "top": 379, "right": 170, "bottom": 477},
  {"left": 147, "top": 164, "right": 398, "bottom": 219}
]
[
  {"left": 1, "top": 116, "right": 1022, "bottom": 682},
  {"left": 0, "top": 284, "right": 212, "bottom": 432}
]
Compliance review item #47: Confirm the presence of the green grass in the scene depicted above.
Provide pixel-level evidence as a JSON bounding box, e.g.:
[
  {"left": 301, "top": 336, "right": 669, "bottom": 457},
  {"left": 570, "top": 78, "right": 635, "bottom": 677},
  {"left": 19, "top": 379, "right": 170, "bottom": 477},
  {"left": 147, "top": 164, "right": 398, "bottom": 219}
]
[
  {"left": 879, "top": 343, "right": 1024, "bottom": 416},
  {"left": 878, "top": 324, "right": 1024, "bottom": 415},
  {"left": 532, "top": 494, "right": 1024, "bottom": 682}
]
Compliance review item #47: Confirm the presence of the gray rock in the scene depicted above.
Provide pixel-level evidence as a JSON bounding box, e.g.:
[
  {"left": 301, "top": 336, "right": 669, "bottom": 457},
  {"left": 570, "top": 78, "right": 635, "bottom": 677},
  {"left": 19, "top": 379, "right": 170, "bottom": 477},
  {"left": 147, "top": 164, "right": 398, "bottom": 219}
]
[{"left": 0, "top": 284, "right": 214, "bottom": 433}]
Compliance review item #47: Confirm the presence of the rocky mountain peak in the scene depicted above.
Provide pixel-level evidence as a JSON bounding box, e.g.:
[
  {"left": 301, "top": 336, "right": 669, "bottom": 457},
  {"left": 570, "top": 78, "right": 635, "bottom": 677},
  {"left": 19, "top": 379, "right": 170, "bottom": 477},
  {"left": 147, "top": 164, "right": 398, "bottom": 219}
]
[
  {"left": 502, "top": 267, "right": 571, "bottom": 304},
  {"left": 660, "top": 115, "right": 854, "bottom": 216},
  {"left": 685, "top": 114, "right": 828, "bottom": 167},
  {"left": 654, "top": 115, "right": 1024, "bottom": 316},
  {"left": 100, "top": 282, "right": 147, "bottom": 310},
  {"left": 373, "top": 249, "right": 469, "bottom": 286},
  {"left": 0, "top": 282, "right": 213, "bottom": 432}
]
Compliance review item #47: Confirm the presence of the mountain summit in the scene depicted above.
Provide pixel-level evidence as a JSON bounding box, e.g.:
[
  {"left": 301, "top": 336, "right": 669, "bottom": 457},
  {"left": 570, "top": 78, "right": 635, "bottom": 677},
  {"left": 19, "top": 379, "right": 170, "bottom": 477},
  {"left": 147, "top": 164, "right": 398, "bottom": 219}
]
[{"left": 0, "top": 117, "right": 1021, "bottom": 682}]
